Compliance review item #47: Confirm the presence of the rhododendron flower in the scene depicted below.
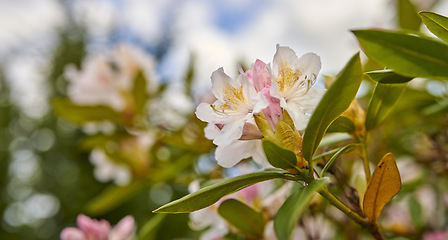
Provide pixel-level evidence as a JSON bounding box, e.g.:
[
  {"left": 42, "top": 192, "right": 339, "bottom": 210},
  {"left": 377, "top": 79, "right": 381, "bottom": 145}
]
[
  {"left": 195, "top": 68, "right": 269, "bottom": 167},
  {"left": 60, "top": 214, "right": 135, "bottom": 240},
  {"left": 65, "top": 44, "right": 157, "bottom": 112},
  {"left": 90, "top": 149, "right": 132, "bottom": 186},
  {"left": 270, "top": 45, "right": 325, "bottom": 130}
]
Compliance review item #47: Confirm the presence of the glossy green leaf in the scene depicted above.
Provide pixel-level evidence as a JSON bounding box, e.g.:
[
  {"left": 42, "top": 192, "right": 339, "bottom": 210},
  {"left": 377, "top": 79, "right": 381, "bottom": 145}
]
[
  {"left": 353, "top": 30, "right": 448, "bottom": 78},
  {"left": 420, "top": 11, "right": 448, "bottom": 43},
  {"left": 274, "top": 177, "right": 330, "bottom": 240},
  {"left": 53, "top": 98, "right": 124, "bottom": 124},
  {"left": 218, "top": 199, "right": 265, "bottom": 238},
  {"left": 365, "top": 82, "right": 408, "bottom": 130},
  {"left": 85, "top": 181, "right": 147, "bottom": 215},
  {"left": 320, "top": 144, "right": 358, "bottom": 176},
  {"left": 365, "top": 70, "right": 414, "bottom": 84},
  {"left": 303, "top": 53, "right": 362, "bottom": 162},
  {"left": 326, "top": 116, "right": 356, "bottom": 133},
  {"left": 132, "top": 70, "right": 148, "bottom": 115},
  {"left": 318, "top": 133, "right": 352, "bottom": 148},
  {"left": 262, "top": 139, "right": 297, "bottom": 171},
  {"left": 153, "top": 171, "right": 299, "bottom": 213},
  {"left": 397, "top": 0, "right": 421, "bottom": 31}
]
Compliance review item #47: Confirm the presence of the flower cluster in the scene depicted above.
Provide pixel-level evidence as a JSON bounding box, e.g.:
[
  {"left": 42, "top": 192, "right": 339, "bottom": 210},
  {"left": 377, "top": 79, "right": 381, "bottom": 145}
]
[
  {"left": 60, "top": 214, "right": 135, "bottom": 240},
  {"left": 62, "top": 44, "right": 159, "bottom": 186},
  {"left": 65, "top": 44, "right": 158, "bottom": 112},
  {"left": 196, "top": 45, "right": 325, "bottom": 168}
]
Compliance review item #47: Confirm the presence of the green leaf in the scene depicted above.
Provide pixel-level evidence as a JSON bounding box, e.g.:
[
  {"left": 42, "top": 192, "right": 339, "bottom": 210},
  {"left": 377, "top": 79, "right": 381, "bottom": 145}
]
[
  {"left": 138, "top": 214, "right": 167, "bottom": 240},
  {"left": 85, "top": 181, "right": 147, "bottom": 215},
  {"left": 326, "top": 116, "right": 356, "bottom": 133},
  {"left": 397, "top": 0, "right": 421, "bottom": 31},
  {"left": 53, "top": 98, "right": 123, "bottom": 124},
  {"left": 365, "top": 70, "right": 414, "bottom": 84},
  {"left": 303, "top": 53, "right": 363, "bottom": 162},
  {"left": 262, "top": 139, "right": 297, "bottom": 171},
  {"left": 422, "top": 98, "right": 448, "bottom": 116},
  {"left": 274, "top": 177, "right": 330, "bottom": 240},
  {"left": 153, "top": 171, "right": 299, "bottom": 213},
  {"left": 365, "top": 82, "right": 408, "bottom": 130},
  {"left": 420, "top": 11, "right": 448, "bottom": 43},
  {"left": 218, "top": 199, "right": 265, "bottom": 238},
  {"left": 132, "top": 70, "right": 149, "bottom": 115},
  {"left": 408, "top": 196, "right": 424, "bottom": 228},
  {"left": 353, "top": 30, "right": 448, "bottom": 78},
  {"left": 318, "top": 133, "right": 352, "bottom": 148},
  {"left": 320, "top": 144, "right": 358, "bottom": 176}
]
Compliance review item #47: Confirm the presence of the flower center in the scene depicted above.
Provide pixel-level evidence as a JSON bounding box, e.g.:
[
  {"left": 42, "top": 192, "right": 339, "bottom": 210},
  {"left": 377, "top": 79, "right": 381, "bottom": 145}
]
[{"left": 276, "top": 62, "right": 316, "bottom": 98}]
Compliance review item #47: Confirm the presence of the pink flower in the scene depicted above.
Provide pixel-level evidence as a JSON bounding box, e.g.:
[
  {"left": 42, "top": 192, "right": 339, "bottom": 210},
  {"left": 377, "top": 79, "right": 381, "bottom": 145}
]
[
  {"left": 423, "top": 229, "right": 448, "bottom": 240},
  {"left": 246, "top": 60, "right": 282, "bottom": 131},
  {"left": 61, "top": 214, "right": 135, "bottom": 240}
]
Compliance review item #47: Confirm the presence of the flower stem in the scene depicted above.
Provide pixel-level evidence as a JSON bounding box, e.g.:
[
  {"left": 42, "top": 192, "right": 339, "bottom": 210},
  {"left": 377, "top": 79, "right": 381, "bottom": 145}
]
[
  {"left": 360, "top": 142, "right": 371, "bottom": 183},
  {"left": 318, "top": 186, "right": 368, "bottom": 227},
  {"left": 317, "top": 185, "right": 384, "bottom": 239}
]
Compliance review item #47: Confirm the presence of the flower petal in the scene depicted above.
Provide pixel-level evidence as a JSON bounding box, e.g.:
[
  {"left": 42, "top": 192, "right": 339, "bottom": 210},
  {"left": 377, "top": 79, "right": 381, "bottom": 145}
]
[
  {"left": 215, "top": 140, "right": 270, "bottom": 168},
  {"left": 297, "top": 52, "right": 321, "bottom": 82},
  {"left": 272, "top": 45, "right": 299, "bottom": 77},
  {"left": 204, "top": 123, "right": 221, "bottom": 140},
  {"left": 109, "top": 216, "right": 135, "bottom": 240},
  {"left": 195, "top": 102, "right": 221, "bottom": 123},
  {"left": 211, "top": 68, "right": 233, "bottom": 103},
  {"left": 280, "top": 98, "right": 309, "bottom": 131},
  {"left": 252, "top": 59, "right": 271, "bottom": 92},
  {"left": 77, "top": 214, "right": 111, "bottom": 240},
  {"left": 60, "top": 228, "right": 86, "bottom": 240},
  {"left": 213, "top": 117, "right": 247, "bottom": 147}
]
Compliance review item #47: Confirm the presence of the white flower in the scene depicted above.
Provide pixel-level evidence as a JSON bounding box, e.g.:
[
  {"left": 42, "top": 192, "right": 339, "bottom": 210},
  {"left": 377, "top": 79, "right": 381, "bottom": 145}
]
[
  {"left": 270, "top": 45, "right": 326, "bottom": 130},
  {"left": 90, "top": 149, "right": 132, "bottom": 186},
  {"left": 195, "top": 68, "right": 269, "bottom": 167},
  {"left": 65, "top": 44, "right": 157, "bottom": 111}
]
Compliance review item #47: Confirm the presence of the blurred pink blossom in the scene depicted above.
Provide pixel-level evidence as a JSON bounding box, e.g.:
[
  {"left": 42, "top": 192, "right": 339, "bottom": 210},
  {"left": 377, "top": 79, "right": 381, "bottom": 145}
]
[
  {"left": 61, "top": 214, "right": 135, "bottom": 240},
  {"left": 423, "top": 228, "right": 448, "bottom": 240}
]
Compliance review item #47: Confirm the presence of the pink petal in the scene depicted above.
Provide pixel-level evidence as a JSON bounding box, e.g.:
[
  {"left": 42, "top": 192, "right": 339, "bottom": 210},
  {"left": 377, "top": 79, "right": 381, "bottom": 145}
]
[
  {"left": 261, "top": 85, "right": 282, "bottom": 130},
  {"left": 109, "top": 216, "right": 135, "bottom": 240},
  {"left": 60, "top": 227, "right": 86, "bottom": 240},
  {"left": 77, "top": 214, "right": 111, "bottom": 240},
  {"left": 252, "top": 59, "right": 271, "bottom": 92}
]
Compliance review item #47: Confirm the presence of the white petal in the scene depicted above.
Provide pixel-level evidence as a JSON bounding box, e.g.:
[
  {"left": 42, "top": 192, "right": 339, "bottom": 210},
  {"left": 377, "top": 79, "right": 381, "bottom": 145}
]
[
  {"left": 204, "top": 123, "right": 220, "bottom": 140},
  {"left": 293, "top": 87, "right": 326, "bottom": 114},
  {"left": 251, "top": 91, "right": 269, "bottom": 114},
  {"left": 297, "top": 53, "right": 321, "bottom": 82},
  {"left": 211, "top": 68, "right": 233, "bottom": 102},
  {"left": 272, "top": 45, "right": 299, "bottom": 77},
  {"left": 280, "top": 98, "right": 309, "bottom": 131},
  {"left": 286, "top": 87, "right": 326, "bottom": 117},
  {"left": 195, "top": 102, "right": 220, "bottom": 123},
  {"left": 213, "top": 117, "right": 246, "bottom": 147},
  {"left": 214, "top": 140, "right": 270, "bottom": 168},
  {"left": 269, "top": 73, "right": 282, "bottom": 99},
  {"left": 239, "top": 72, "right": 257, "bottom": 107},
  {"left": 250, "top": 140, "right": 272, "bottom": 168}
]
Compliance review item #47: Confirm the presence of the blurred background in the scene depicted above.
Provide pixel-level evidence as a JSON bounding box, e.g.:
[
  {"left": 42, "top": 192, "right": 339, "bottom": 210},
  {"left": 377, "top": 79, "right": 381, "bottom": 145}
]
[{"left": 0, "top": 0, "right": 447, "bottom": 239}]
